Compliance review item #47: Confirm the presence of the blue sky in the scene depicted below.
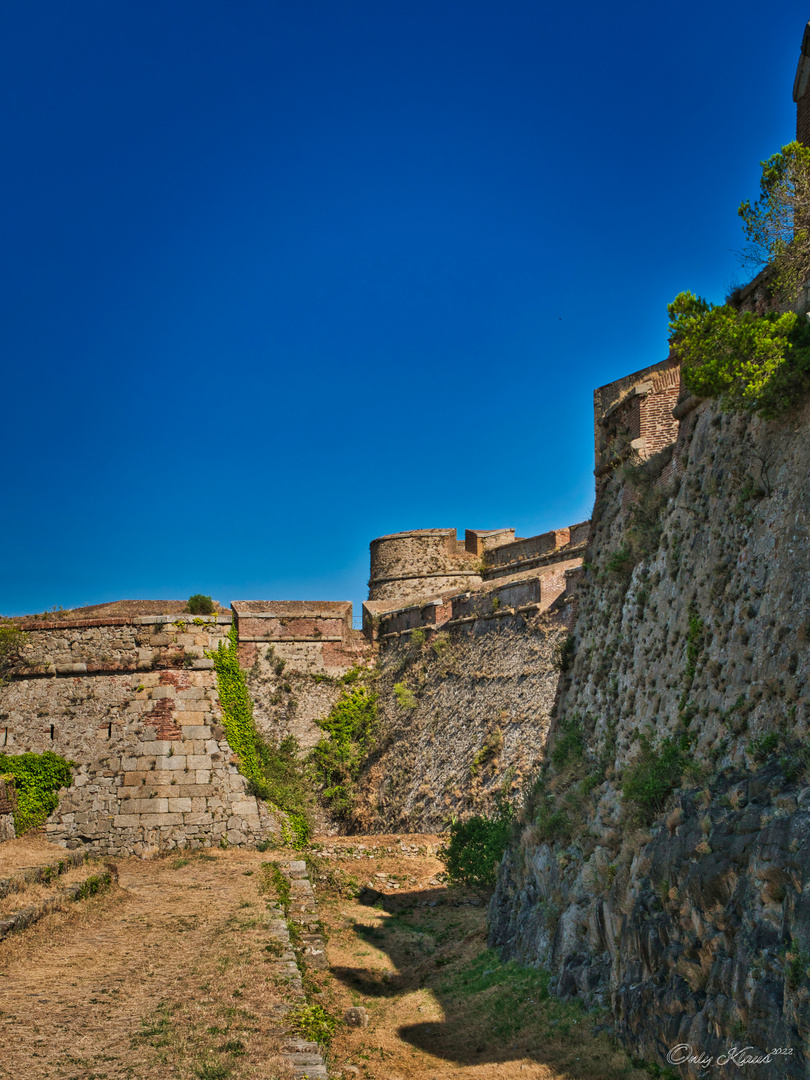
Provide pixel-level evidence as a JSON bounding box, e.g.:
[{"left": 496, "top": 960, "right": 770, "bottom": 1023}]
[{"left": 2, "top": 1, "right": 807, "bottom": 617}]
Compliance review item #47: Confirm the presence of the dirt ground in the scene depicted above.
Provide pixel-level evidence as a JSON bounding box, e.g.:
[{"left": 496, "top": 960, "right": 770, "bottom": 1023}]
[
  {"left": 303, "top": 835, "right": 654, "bottom": 1080},
  {"left": 0, "top": 836, "right": 657, "bottom": 1080},
  {"left": 0, "top": 845, "right": 292, "bottom": 1080}
]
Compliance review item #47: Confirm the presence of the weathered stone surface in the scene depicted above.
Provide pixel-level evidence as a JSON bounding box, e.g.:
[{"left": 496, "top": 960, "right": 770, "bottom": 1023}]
[{"left": 490, "top": 399, "right": 810, "bottom": 1078}]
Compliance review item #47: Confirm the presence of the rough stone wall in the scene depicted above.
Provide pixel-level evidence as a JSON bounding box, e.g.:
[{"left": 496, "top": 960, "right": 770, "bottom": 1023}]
[
  {"left": 242, "top": 631, "right": 372, "bottom": 752},
  {"left": 13, "top": 613, "right": 232, "bottom": 676},
  {"left": 233, "top": 600, "right": 372, "bottom": 751},
  {"left": 489, "top": 397, "right": 810, "bottom": 1078},
  {"left": 349, "top": 601, "right": 573, "bottom": 833},
  {"left": 368, "top": 529, "right": 482, "bottom": 604},
  {"left": 0, "top": 615, "right": 281, "bottom": 855}
]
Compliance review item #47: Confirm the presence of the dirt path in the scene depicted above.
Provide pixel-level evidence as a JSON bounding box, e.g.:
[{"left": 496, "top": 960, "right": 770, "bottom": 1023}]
[{"left": 0, "top": 847, "right": 291, "bottom": 1080}]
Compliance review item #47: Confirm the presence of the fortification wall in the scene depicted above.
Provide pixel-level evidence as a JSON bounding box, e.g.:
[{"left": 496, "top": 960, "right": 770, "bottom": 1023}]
[
  {"left": 489, "top": 396, "right": 810, "bottom": 1077},
  {"left": 12, "top": 613, "right": 231, "bottom": 676},
  {"left": 0, "top": 667, "right": 278, "bottom": 855},
  {"left": 235, "top": 602, "right": 372, "bottom": 751},
  {"left": 368, "top": 529, "right": 482, "bottom": 604},
  {"left": 348, "top": 597, "right": 575, "bottom": 832}
]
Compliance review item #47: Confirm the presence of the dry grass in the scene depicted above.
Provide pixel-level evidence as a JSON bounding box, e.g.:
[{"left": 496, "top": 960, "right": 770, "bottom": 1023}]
[
  {"left": 0, "top": 833, "right": 73, "bottom": 875},
  {"left": 0, "top": 847, "right": 291, "bottom": 1079},
  {"left": 305, "top": 834, "right": 661, "bottom": 1080},
  {"left": 0, "top": 859, "right": 110, "bottom": 917}
]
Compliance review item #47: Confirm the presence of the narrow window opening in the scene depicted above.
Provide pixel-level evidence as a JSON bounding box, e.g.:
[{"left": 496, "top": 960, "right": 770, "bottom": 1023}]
[
  {"left": 2, "top": 727, "right": 7, "bottom": 746},
  {"left": 107, "top": 722, "right": 112, "bottom": 739},
  {"left": 50, "top": 724, "right": 55, "bottom": 740}
]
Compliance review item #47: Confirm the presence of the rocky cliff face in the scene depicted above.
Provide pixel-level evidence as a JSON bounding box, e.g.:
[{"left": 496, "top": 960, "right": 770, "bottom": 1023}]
[
  {"left": 489, "top": 398, "right": 810, "bottom": 1078},
  {"left": 349, "top": 607, "right": 571, "bottom": 832}
]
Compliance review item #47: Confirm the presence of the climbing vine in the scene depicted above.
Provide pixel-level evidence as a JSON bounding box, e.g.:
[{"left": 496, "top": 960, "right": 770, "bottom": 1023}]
[
  {"left": 310, "top": 682, "right": 378, "bottom": 817},
  {"left": 209, "top": 627, "right": 310, "bottom": 845},
  {"left": 0, "top": 751, "right": 75, "bottom": 834}
]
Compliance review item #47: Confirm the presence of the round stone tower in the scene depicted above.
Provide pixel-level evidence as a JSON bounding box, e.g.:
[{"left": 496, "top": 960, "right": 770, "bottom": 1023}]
[{"left": 368, "top": 529, "right": 482, "bottom": 605}]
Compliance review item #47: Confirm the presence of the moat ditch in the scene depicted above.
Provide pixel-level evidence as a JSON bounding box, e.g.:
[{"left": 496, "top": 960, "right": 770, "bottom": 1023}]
[{"left": 0, "top": 835, "right": 665, "bottom": 1080}]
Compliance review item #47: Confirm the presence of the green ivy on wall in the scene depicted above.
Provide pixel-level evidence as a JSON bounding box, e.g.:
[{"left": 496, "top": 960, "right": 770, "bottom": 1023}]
[
  {"left": 0, "top": 751, "right": 75, "bottom": 835},
  {"left": 209, "top": 627, "right": 310, "bottom": 845}
]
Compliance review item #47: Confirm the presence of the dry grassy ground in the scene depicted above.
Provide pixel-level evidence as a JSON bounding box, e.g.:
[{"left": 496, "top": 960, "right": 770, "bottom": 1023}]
[
  {"left": 0, "top": 846, "right": 292, "bottom": 1080},
  {"left": 0, "top": 836, "right": 663, "bottom": 1080},
  {"left": 306, "top": 835, "right": 658, "bottom": 1080}
]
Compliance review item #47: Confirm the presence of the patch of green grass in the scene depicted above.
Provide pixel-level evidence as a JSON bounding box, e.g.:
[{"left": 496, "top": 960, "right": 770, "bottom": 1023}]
[{"left": 286, "top": 1002, "right": 340, "bottom": 1046}]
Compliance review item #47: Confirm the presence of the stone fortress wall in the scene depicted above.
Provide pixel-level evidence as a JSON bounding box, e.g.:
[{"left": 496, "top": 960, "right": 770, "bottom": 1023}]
[{"left": 0, "top": 355, "right": 684, "bottom": 852}]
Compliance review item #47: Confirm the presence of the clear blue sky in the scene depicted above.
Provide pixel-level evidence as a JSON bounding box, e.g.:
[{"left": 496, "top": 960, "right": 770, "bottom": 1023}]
[{"left": 2, "top": 1, "right": 807, "bottom": 616}]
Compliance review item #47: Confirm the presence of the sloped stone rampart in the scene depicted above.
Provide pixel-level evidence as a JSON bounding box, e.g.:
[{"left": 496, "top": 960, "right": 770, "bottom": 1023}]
[
  {"left": 350, "top": 604, "right": 573, "bottom": 832},
  {"left": 489, "top": 398, "right": 810, "bottom": 1077}
]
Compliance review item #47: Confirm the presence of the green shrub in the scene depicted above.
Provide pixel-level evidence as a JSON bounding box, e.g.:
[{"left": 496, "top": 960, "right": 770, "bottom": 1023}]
[
  {"left": 552, "top": 634, "right": 576, "bottom": 674},
  {"left": 549, "top": 716, "right": 585, "bottom": 770},
  {"left": 310, "top": 684, "right": 378, "bottom": 816},
  {"left": 0, "top": 751, "right": 75, "bottom": 834},
  {"left": 667, "top": 290, "right": 810, "bottom": 416},
  {"left": 440, "top": 800, "right": 514, "bottom": 887},
  {"left": 621, "top": 736, "right": 684, "bottom": 824},
  {"left": 393, "top": 681, "right": 418, "bottom": 709},
  {"left": 186, "top": 594, "right": 215, "bottom": 615},
  {"left": 286, "top": 1002, "right": 340, "bottom": 1046},
  {"left": 749, "top": 731, "right": 780, "bottom": 762},
  {"left": 604, "top": 544, "right": 634, "bottom": 578}
]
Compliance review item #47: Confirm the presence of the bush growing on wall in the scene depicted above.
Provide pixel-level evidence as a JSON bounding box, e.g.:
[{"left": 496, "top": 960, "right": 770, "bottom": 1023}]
[
  {"left": 186, "top": 594, "right": 215, "bottom": 615},
  {"left": 0, "top": 751, "right": 75, "bottom": 834},
  {"left": 209, "top": 627, "right": 311, "bottom": 844},
  {"left": 667, "top": 292, "right": 805, "bottom": 416},
  {"left": 310, "top": 684, "right": 378, "bottom": 817}
]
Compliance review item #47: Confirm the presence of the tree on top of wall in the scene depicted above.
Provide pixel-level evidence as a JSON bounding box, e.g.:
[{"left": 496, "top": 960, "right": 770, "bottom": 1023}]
[{"left": 739, "top": 141, "right": 810, "bottom": 304}]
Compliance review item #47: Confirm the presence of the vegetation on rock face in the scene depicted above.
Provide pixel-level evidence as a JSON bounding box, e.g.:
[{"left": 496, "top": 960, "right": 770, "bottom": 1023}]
[
  {"left": 209, "top": 626, "right": 310, "bottom": 844},
  {"left": 667, "top": 141, "right": 810, "bottom": 418},
  {"left": 620, "top": 735, "right": 685, "bottom": 825},
  {"left": 0, "top": 622, "right": 23, "bottom": 686},
  {"left": 0, "top": 750, "right": 75, "bottom": 834},
  {"left": 667, "top": 291, "right": 810, "bottom": 416},
  {"left": 310, "top": 679, "right": 379, "bottom": 817}
]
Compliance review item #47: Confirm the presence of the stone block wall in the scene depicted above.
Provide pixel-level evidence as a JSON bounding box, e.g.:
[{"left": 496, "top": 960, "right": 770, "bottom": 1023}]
[
  {"left": 235, "top": 602, "right": 372, "bottom": 752},
  {"left": 0, "top": 613, "right": 281, "bottom": 856},
  {"left": 13, "top": 613, "right": 232, "bottom": 676}
]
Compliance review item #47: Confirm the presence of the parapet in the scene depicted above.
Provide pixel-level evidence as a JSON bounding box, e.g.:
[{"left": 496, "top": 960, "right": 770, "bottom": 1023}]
[
  {"left": 594, "top": 358, "right": 681, "bottom": 476},
  {"left": 231, "top": 600, "right": 352, "bottom": 644}
]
